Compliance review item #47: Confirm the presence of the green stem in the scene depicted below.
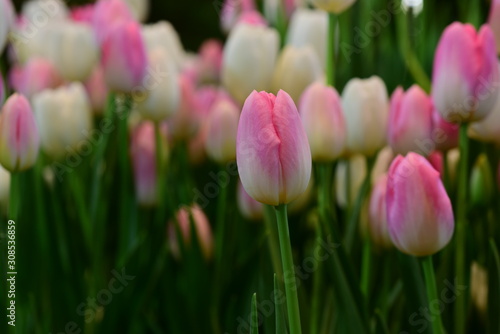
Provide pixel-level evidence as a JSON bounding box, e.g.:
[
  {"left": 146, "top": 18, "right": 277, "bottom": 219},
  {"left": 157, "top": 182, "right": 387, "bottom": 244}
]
[
  {"left": 421, "top": 256, "right": 445, "bottom": 334},
  {"left": 442, "top": 150, "right": 450, "bottom": 194},
  {"left": 454, "top": 124, "right": 469, "bottom": 334},
  {"left": 360, "top": 240, "right": 371, "bottom": 297},
  {"left": 8, "top": 173, "right": 19, "bottom": 221},
  {"left": 326, "top": 13, "right": 337, "bottom": 87},
  {"left": 274, "top": 204, "right": 302, "bottom": 334},
  {"left": 264, "top": 205, "right": 283, "bottom": 281},
  {"left": 310, "top": 227, "right": 323, "bottom": 334},
  {"left": 154, "top": 121, "right": 166, "bottom": 227}
]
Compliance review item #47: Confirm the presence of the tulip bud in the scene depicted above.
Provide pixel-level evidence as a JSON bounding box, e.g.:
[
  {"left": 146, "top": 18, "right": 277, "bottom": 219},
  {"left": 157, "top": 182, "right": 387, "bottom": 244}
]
[
  {"left": 93, "top": 0, "right": 134, "bottom": 44},
  {"left": 0, "top": 0, "right": 15, "bottom": 53},
  {"left": 168, "top": 204, "right": 214, "bottom": 261},
  {"left": 142, "top": 21, "right": 185, "bottom": 71},
  {"left": 0, "top": 94, "right": 40, "bottom": 172},
  {"left": 205, "top": 96, "right": 240, "bottom": 164},
  {"left": 41, "top": 22, "right": 99, "bottom": 81},
  {"left": 469, "top": 154, "right": 493, "bottom": 208},
  {"left": 222, "top": 23, "right": 279, "bottom": 104},
  {"left": 470, "top": 262, "right": 488, "bottom": 317},
  {"left": 286, "top": 8, "right": 328, "bottom": 69},
  {"left": 368, "top": 174, "right": 392, "bottom": 249},
  {"left": 237, "top": 179, "right": 264, "bottom": 220},
  {"left": 22, "top": 0, "right": 69, "bottom": 21},
  {"left": 335, "top": 154, "right": 366, "bottom": 208},
  {"left": 489, "top": 0, "right": 500, "bottom": 54},
  {"left": 9, "top": 58, "right": 63, "bottom": 100},
  {"left": 33, "top": 83, "right": 93, "bottom": 160},
  {"left": 388, "top": 85, "right": 433, "bottom": 155},
  {"left": 386, "top": 152, "right": 454, "bottom": 256},
  {"left": 137, "top": 47, "right": 180, "bottom": 122},
  {"left": 130, "top": 121, "right": 168, "bottom": 206},
  {"left": 70, "top": 4, "right": 95, "bottom": 24},
  {"left": 236, "top": 90, "right": 311, "bottom": 206},
  {"left": 0, "top": 164, "right": 10, "bottom": 211},
  {"left": 432, "top": 22, "right": 499, "bottom": 123},
  {"left": 342, "top": 76, "right": 389, "bottom": 156},
  {"left": 468, "top": 80, "right": 500, "bottom": 146},
  {"left": 101, "top": 21, "right": 147, "bottom": 93},
  {"left": 271, "top": 45, "right": 323, "bottom": 103},
  {"left": 371, "top": 146, "right": 394, "bottom": 184},
  {"left": 431, "top": 107, "right": 459, "bottom": 151},
  {"left": 122, "top": 0, "right": 149, "bottom": 22},
  {"left": 197, "top": 39, "right": 223, "bottom": 84},
  {"left": 84, "top": 66, "right": 109, "bottom": 115},
  {"left": 299, "top": 81, "right": 345, "bottom": 161},
  {"left": 168, "top": 74, "right": 199, "bottom": 140},
  {"left": 310, "top": 0, "right": 356, "bottom": 14}
]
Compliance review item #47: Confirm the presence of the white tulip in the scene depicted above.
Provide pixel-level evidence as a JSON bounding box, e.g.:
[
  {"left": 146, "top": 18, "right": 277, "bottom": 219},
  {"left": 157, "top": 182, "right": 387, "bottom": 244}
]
[
  {"left": 33, "top": 83, "right": 93, "bottom": 160},
  {"left": 342, "top": 76, "right": 389, "bottom": 156},
  {"left": 0, "top": 0, "right": 15, "bottom": 53},
  {"left": 271, "top": 45, "right": 323, "bottom": 103},
  {"left": 0, "top": 164, "right": 10, "bottom": 211},
  {"left": 137, "top": 47, "right": 180, "bottom": 122},
  {"left": 222, "top": 23, "right": 279, "bottom": 104},
  {"left": 41, "top": 22, "right": 98, "bottom": 81},
  {"left": 142, "top": 21, "right": 185, "bottom": 71},
  {"left": 22, "top": 0, "right": 69, "bottom": 22},
  {"left": 335, "top": 154, "right": 366, "bottom": 208},
  {"left": 286, "top": 8, "right": 328, "bottom": 69},
  {"left": 468, "top": 91, "right": 500, "bottom": 146}
]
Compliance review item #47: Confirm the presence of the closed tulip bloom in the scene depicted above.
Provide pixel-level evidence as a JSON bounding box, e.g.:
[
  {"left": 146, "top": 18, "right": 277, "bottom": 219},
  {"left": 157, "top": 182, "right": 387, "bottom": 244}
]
[
  {"left": 335, "top": 154, "right": 366, "bottom": 208},
  {"left": 168, "top": 204, "right": 214, "bottom": 261},
  {"left": 137, "top": 47, "right": 180, "bottom": 122},
  {"left": 205, "top": 97, "right": 240, "bottom": 163},
  {"left": 488, "top": 0, "right": 500, "bottom": 54},
  {"left": 237, "top": 90, "right": 311, "bottom": 206},
  {"left": 197, "top": 39, "right": 223, "bottom": 83},
  {"left": 432, "top": 22, "right": 499, "bottom": 123},
  {"left": 9, "top": 58, "right": 63, "bottom": 100},
  {"left": 388, "top": 85, "right": 433, "bottom": 155},
  {"left": 101, "top": 21, "right": 147, "bottom": 93},
  {"left": 371, "top": 146, "right": 394, "bottom": 184},
  {"left": 0, "top": 165, "right": 9, "bottom": 210},
  {"left": 0, "top": 0, "right": 15, "bottom": 53},
  {"left": 0, "top": 94, "right": 40, "bottom": 172},
  {"left": 93, "top": 0, "right": 134, "bottom": 44},
  {"left": 222, "top": 23, "right": 279, "bottom": 104},
  {"left": 368, "top": 174, "right": 392, "bottom": 249},
  {"left": 271, "top": 45, "right": 323, "bottom": 103},
  {"left": 42, "top": 22, "right": 99, "bottom": 81},
  {"left": 70, "top": 4, "right": 95, "bottom": 24},
  {"left": 32, "top": 83, "right": 92, "bottom": 160},
  {"left": 237, "top": 179, "right": 264, "bottom": 220},
  {"left": 84, "top": 65, "right": 109, "bottom": 115},
  {"left": 310, "top": 0, "right": 356, "bottom": 14},
  {"left": 142, "top": 21, "right": 185, "bottom": 71},
  {"left": 286, "top": 8, "right": 328, "bottom": 69},
  {"left": 130, "top": 122, "right": 167, "bottom": 206},
  {"left": 432, "top": 107, "right": 459, "bottom": 151},
  {"left": 22, "top": 0, "right": 69, "bottom": 21},
  {"left": 387, "top": 152, "right": 454, "bottom": 256},
  {"left": 427, "top": 151, "right": 444, "bottom": 176},
  {"left": 299, "top": 81, "right": 345, "bottom": 161},
  {"left": 468, "top": 86, "right": 500, "bottom": 145},
  {"left": 342, "top": 76, "right": 389, "bottom": 156},
  {"left": 168, "top": 74, "right": 199, "bottom": 140}
]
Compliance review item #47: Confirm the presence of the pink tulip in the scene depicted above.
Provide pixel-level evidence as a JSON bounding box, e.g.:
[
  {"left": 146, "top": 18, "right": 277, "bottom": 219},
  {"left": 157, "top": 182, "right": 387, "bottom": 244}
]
[
  {"left": 237, "top": 90, "right": 311, "bottom": 206},
  {"left": 427, "top": 151, "right": 443, "bottom": 176},
  {"left": 299, "top": 81, "right": 345, "bottom": 161},
  {"left": 220, "top": 0, "right": 256, "bottom": 33},
  {"left": 0, "top": 94, "right": 40, "bottom": 172},
  {"left": 237, "top": 179, "right": 263, "bottom": 220},
  {"left": 101, "top": 20, "right": 147, "bottom": 93},
  {"left": 386, "top": 152, "right": 454, "bottom": 256},
  {"left": 388, "top": 85, "right": 433, "bottom": 155},
  {"left": 368, "top": 174, "right": 392, "bottom": 249},
  {"left": 431, "top": 107, "right": 459, "bottom": 151},
  {"left": 9, "top": 58, "right": 62, "bottom": 100},
  {"left": 71, "top": 4, "right": 95, "bottom": 25},
  {"left": 488, "top": 0, "right": 500, "bottom": 54},
  {"left": 432, "top": 22, "right": 499, "bottom": 123},
  {"left": 168, "top": 74, "right": 199, "bottom": 140},
  {"left": 168, "top": 204, "right": 214, "bottom": 261},
  {"left": 237, "top": 11, "right": 267, "bottom": 27},
  {"left": 93, "top": 0, "right": 134, "bottom": 44},
  {"left": 205, "top": 96, "right": 240, "bottom": 163},
  {"left": 197, "top": 39, "right": 223, "bottom": 83},
  {"left": 84, "top": 65, "right": 109, "bottom": 115}
]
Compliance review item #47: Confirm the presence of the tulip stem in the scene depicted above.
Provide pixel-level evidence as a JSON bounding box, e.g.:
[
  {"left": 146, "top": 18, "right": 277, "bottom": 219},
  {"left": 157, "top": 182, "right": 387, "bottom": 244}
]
[
  {"left": 454, "top": 124, "right": 469, "bottom": 334},
  {"left": 8, "top": 173, "right": 19, "bottom": 221},
  {"left": 154, "top": 121, "right": 166, "bottom": 226},
  {"left": 327, "top": 13, "right": 337, "bottom": 87},
  {"left": 421, "top": 256, "right": 445, "bottom": 334},
  {"left": 274, "top": 204, "right": 302, "bottom": 334},
  {"left": 360, "top": 239, "right": 371, "bottom": 297}
]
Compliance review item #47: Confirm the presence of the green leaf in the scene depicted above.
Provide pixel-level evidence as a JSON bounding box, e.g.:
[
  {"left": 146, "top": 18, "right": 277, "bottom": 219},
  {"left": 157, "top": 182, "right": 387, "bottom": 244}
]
[
  {"left": 488, "top": 239, "right": 500, "bottom": 334},
  {"left": 250, "top": 293, "right": 259, "bottom": 334}
]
